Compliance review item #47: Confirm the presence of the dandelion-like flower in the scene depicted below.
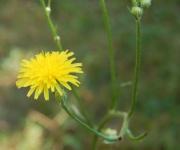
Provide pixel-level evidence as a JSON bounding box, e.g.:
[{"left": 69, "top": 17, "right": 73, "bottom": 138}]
[{"left": 16, "top": 50, "right": 83, "bottom": 100}]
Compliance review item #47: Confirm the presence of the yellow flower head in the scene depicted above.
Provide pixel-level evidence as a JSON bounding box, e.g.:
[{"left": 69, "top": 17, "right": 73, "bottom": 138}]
[{"left": 16, "top": 50, "right": 83, "bottom": 100}]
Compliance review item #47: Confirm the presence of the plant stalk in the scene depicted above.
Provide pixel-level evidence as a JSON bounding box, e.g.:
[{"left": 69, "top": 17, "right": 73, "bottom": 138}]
[
  {"left": 61, "top": 99, "right": 120, "bottom": 142},
  {"left": 92, "top": 1, "right": 118, "bottom": 149},
  {"left": 128, "top": 18, "right": 142, "bottom": 118},
  {"left": 40, "top": 0, "right": 62, "bottom": 50},
  {"left": 100, "top": 0, "right": 118, "bottom": 110}
]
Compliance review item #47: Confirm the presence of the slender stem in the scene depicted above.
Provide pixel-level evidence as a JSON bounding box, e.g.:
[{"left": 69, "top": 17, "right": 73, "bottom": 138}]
[
  {"left": 126, "top": 129, "right": 147, "bottom": 141},
  {"left": 92, "top": 1, "right": 118, "bottom": 148},
  {"left": 92, "top": 113, "right": 112, "bottom": 150},
  {"left": 40, "top": 0, "right": 63, "bottom": 50},
  {"left": 47, "top": 0, "right": 51, "bottom": 7},
  {"left": 61, "top": 99, "right": 120, "bottom": 142},
  {"left": 128, "top": 18, "right": 141, "bottom": 118},
  {"left": 71, "top": 88, "right": 93, "bottom": 127},
  {"left": 100, "top": 0, "right": 118, "bottom": 110}
]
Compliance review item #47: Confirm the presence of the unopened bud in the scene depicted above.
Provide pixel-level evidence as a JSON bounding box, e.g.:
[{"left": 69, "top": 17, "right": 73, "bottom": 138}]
[
  {"left": 103, "top": 128, "right": 118, "bottom": 144},
  {"left": 131, "top": 6, "right": 143, "bottom": 18},
  {"left": 45, "top": 6, "right": 51, "bottom": 14},
  {"left": 141, "top": 0, "right": 151, "bottom": 8},
  {"left": 54, "top": 36, "right": 60, "bottom": 41}
]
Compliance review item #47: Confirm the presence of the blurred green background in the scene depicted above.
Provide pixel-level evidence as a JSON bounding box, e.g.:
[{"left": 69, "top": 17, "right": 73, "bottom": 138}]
[{"left": 0, "top": 0, "right": 179, "bottom": 149}]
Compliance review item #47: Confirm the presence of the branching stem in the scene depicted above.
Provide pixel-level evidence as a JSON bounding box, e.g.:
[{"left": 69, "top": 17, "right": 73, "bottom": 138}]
[{"left": 61, "top": 98, "right": 120, "bottom": 142}]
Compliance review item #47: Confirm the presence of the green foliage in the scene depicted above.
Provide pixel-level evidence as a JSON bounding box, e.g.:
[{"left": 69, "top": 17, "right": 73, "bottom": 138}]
[{"left": 0, "top": 0, "right": 179, "bottom": 149}]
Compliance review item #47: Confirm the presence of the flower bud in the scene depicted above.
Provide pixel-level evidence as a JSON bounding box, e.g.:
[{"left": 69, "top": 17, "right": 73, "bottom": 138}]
[
  {"left": 54, "top": 35, "right": 60, "bottom": 41},
  {"left": 131, "top": 6, "right": 143, "bottom": 18},
  {"left": 45, "top": 6, "right": 51, "bottom": 14},
  {"left": 141, "top": 0, "right": 151, "bottom": 8},
  {"left": 103, "top": 128, "right": 118, "bottom": 144}
]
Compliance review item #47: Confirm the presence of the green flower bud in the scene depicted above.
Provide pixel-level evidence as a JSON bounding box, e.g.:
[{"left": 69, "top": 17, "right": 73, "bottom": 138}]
[
  {"left": 103, "top": 128, "right": 118, "bottom": 144},
  {"left": 141, "top": 0, "right": 151, "bottom": 8},
  {"left": 45, "top": 6, "right": 51, "bottom": 13},
  {"left": 131, "top": 6, "right": 143, "bottom": 18}
]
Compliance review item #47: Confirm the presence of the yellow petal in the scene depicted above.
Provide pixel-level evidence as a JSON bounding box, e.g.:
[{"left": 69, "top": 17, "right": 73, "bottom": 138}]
[
  {"left": 34, "top": 86, "right": 43, "bottom": 100},
  {"left": 60, "top": 82, "right": 72, "bottom": 90},
  {"left": 27, "top": 87, "right": 36, "bottom": 97},
  {"left": 44, "top": 87, "right": 49, "bottom": 101},
  {"left": 55, "top": 84, "right": 63, "bottom": 96}
]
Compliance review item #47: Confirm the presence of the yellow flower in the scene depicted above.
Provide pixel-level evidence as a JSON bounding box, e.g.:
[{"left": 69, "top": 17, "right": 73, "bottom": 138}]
[{"left": 16, "top": 50, "right": 83, "bottom": 100}]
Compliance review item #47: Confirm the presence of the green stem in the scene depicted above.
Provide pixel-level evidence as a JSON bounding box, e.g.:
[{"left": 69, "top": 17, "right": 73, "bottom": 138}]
[
  {"left": 128, "top": 18, "right": 141, "bottom": 118},
  {"left": 92, "top": 1, "right": 118, "bottom": 148},
  {"left": 92, "top": 113, "right": 112, "bottom": 150},
  {"left": 61, "top": 99, "right": 120, "bottom": 142},
  {"left": 126, "top": 129, "right": 147, "bottom": 141},
  {"left": 71, "top": 88, "right": 93, "bottom": 127},
  {"left": 47, "top": 0, "right": 51, "bottom": 7},
  {"left": 100, "top": 0, "right": 118, "bottom": 110},
  {"left": 40, "top": 0, "right": 63, "bottom": 50}
]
